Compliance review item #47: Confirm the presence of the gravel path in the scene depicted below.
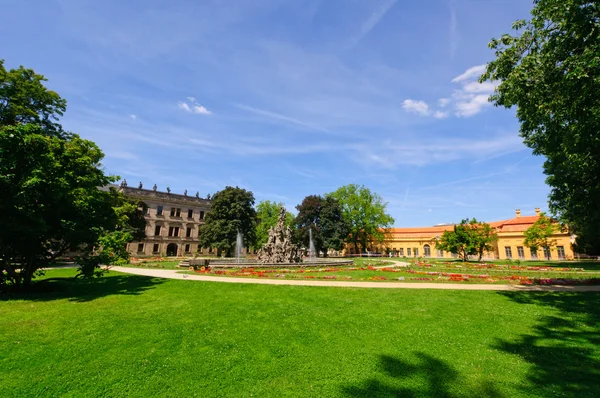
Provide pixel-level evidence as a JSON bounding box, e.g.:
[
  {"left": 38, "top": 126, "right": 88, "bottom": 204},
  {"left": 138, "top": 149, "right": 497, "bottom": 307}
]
[{"left": 111, "top": 266, "right": 600, "bottom": 292}]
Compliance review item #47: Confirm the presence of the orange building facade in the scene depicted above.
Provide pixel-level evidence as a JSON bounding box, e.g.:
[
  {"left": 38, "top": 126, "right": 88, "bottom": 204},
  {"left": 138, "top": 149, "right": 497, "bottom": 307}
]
[{"left": 352, "top": 208, "right": 575, "bottom": 261}]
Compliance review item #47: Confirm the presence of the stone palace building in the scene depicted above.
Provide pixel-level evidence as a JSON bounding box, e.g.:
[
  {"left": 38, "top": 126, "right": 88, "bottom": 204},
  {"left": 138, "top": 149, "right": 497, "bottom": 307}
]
[{"left": 118, "top": 183, "right": 212, "bottom": 257}]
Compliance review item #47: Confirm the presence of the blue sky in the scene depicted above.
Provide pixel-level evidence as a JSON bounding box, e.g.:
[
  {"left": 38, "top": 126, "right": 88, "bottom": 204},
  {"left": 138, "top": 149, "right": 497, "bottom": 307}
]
[{"left": 2, "top": 0, "right": 547, "bottom": 226}]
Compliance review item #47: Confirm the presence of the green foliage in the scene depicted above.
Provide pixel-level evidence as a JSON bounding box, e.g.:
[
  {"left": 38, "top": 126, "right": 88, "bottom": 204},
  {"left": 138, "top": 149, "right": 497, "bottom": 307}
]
[
  {"left": 0, "top": 60, "right": 67, "bottom": 137},
  {"left": 523, "top": 212, "right": 558, "bottom": 260},
  {"left": 328, "top": 184, "right": 394, "bottom": 253},
  {"left": 481, "top": 1, "right": 600, "bottom": 254},
  {"left": 254, "top": 200, "right": 294, "bottom": 249},
  {"left": 0, "top": 124, "right": 120, "bottom": 287},
  {"left": 198, "top": 186, "right": 257, "bottom": 257},
  {"left": 294, "top": 195, "right": 350, "bottom": 256},
  {"left": 435, "top": 219, "right": 498, "bottom": 261}
]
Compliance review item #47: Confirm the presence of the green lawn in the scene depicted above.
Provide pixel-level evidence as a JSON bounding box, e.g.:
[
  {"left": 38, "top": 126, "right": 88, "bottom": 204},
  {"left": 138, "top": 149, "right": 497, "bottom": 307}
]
[{"left": 2, "top": 269, "right": 599, "bottom": 397}]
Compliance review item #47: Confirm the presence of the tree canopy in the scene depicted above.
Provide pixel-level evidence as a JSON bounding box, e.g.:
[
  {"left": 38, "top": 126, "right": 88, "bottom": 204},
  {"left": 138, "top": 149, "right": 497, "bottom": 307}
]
[
  {"left": 435, "top": 219, "right": 498, "bottom": 261},
  {"left": 480, "top": 0, "right": 600, "bottom": 254},
  {"left": 254, "top": 200, "right": 294, "bottom": 250},
  {"left": 198, "top": 186, "right": 257, "bottom": 257},
  {"left": 328, "top": 184, "right": 394, "bottom": 254},
  {"left": 523, "top": 213, "right": 558, "bottom": 260},
  {"left": 0, "top": 60, "right": 67, "bottom": 136},
  {"left": 294, "top": 195, "right": 349, "bottom": 257}
]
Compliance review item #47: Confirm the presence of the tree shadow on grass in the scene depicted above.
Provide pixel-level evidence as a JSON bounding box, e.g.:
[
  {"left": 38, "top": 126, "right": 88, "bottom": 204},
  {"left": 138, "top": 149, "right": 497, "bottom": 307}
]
[
  {"left": 496, "top": 291, "right": 600, "bottom": 397},
  {"left": 342, "top": 352, "right": 503, "bottom": 398},
  {"left": 0, "top": 272, "right": 165, "bottom": 303}
]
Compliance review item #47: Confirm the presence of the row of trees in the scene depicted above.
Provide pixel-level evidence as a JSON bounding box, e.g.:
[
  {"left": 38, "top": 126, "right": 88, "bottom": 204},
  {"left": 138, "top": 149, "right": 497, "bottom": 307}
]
[
  {"left": 197, "top": 185, "right": 395, "bottom": 257},
  {"left": 1, "top": 60, "right": 145, "bottom": 289},
  {"left": 435, "top": 213, "right": 559, "bottom": 261}
]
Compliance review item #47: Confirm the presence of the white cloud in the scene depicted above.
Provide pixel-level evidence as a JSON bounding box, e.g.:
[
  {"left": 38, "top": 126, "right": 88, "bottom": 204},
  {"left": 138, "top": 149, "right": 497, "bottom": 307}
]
[
  {"left": 434, "top": 111, "right": 449, "bottom": 119},
  {"left": 451, "top": 64, "right": 486, "bottom": 83},
  {"left": 455, "top": 94, "right": 490, "bottom": 117},
  {"left": 462, "top": 81, "right": 497, "bottom": 94},
  {"left": 348, "top": 0, "right": 398, "bottom": 48},
  {"left": 187, "top": 96, "right": 197, "bottom": 103},
  {"left": 193, "top": 105, "right": 212, "bottom": 115},
  {"left": 402, "top": 99, "right": 429, "bottom": 116},
  {"left": 178, "top": 102, "right": 191, "bottom": 112},
  {"left": 438, "top": 98, "right": 450, "bottom": 107},
  {"left": 129, "top": 114, "right": 137, "bottom": 120}
]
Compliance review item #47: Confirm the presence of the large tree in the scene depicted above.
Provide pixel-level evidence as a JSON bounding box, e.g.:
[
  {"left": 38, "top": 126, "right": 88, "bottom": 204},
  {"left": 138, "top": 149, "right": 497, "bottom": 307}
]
[
  {"left": 480, "top": 0, "right": 600, "bottom": 254},
  {"left": 523, "top": 213, "right": 558, "bottom": 260},
  {"left": 254, "top": 200, "right": 294, "bottom": 250},
  {"left": 0, "top": 62, "right": 145, "bottom": 289},
  {"left": 198, "top": 186, "right": 257, "bottom": 257},
  {"left": 435, "top": 219, "right": 498, "bottom": 262},
  {"left": 295, "top": 195, "right": 349, "bottom": 257},
  {"left": 0, "top": 124, "right": 129, "bottom": 287},
  {"left": 328, "top": 185, "right": 394, "bottom": 254}
]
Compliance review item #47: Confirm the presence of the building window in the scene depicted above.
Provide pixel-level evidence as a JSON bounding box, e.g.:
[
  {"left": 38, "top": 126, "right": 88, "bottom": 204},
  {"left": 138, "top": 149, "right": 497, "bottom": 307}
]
[
  {"left": 557, "top": 246, "right": 565, "bottom": 260},
  {"left": 505, "top": 246, "right": 512, "bottom": 259},
  {"left": 517, "top": 246, "right": 525, "bottom": 259},
  {"left": 154, "top": 225, "right": 161, "bottom": 236},
  {"left": 157, "top": 205, "right": 163, "bottom": 216},
  {"left": 423, "top": 244, "right": 431, "bottom": 257},
  {"left": 200, "top": 211, "right": 205, "bottom": 220},
  {"left": 436, "top": 250, "right": 444, "bottom": 257},
  {"left": 170, "top": 207, "right": 181, "bottom": 217},
  {"left": 530, "top": 248, "right": 538, "bottom": 259},
  {"left": 414, "top": 248, "right": 419, "bottom": 257},
  {"left": 186, "top": 227, "right": 192, "bottom": 238},
  {"left": 543, "top": 247, "right": 551, "bottom": 260},
  {"left": 399, "top": 248, "right": 404, "bottom": 256},
  {"left": 168, "top": 226, "right": 180, "bottom": 237},
  {"left": 185, "top": 244, "right": 191, "bottom": 253},
  {"left": 407, "top": 248, "right": 411, "bottom": 256},
  {"left": 187, "top": 209, "right": 193, "bottom": 218},
  {"left": 208, "top": 247, "right": 213, "bottom": 254},
  {"left": 137, "top": 243, "right": 144, "bottom": 252},
  {"left": 197, "top": 244, "right": 202, "bottom": 253},
  {"left": 153, "top": 243, "right": 159, "bottom": 253}
]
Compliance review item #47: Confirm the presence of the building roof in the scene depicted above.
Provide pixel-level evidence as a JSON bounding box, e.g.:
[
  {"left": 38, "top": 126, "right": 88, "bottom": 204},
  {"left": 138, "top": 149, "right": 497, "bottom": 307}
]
[{"left": 386, "top": 212, "right": 545, "bottom": 239}]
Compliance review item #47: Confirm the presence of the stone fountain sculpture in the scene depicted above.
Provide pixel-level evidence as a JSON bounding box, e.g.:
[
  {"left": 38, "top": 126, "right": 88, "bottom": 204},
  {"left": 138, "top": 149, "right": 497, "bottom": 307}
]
[{"left": 257, "top": 206, "right": 300, "bottom": 264}]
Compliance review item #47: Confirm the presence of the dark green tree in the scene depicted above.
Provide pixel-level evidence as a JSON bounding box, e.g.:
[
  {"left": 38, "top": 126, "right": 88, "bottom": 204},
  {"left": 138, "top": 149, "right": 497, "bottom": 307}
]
[
  {"left": 328, "top": 185, "right": 394, "bottom": 254},
  {"left": 295, "top": 195, "right": 324, "bottom": 256},
  {"left": 0, "top": 60, "right": 67, "bottom": 137},
  {"left": 319, "top": 196, "right": 349, "bottom": 256},
  {"left": 198, "top": 186, "right": 257, "bottom": 257},
  {"left": 480, "top": 0, "right": 600, "bottom": 254},
  {"left": 0, "top": 124, "right": 123, "bottom": 288},
  {"left": 254, "top": 200, "right": 294, "bottom": 250}
]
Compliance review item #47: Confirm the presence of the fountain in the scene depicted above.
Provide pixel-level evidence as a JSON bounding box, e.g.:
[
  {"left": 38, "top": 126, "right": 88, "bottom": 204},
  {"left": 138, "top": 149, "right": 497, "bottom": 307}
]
[
  {"left": 308, "top": 227, "right": 316, "bottom": 261},
  {"left": 235, "top": 231, "right": 243, "bottom": 263},
  {"left": 257, "top": 207, "right": 300, "bottom": 263},
  {"left": 190, "top": 206, "right": 352, "bottom": 269}
]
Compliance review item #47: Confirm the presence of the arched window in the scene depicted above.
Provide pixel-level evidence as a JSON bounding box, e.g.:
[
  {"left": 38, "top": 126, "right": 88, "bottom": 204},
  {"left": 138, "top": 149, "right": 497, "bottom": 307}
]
[
  {"left": 423, "top": 244, "right": 431, "bottom": 257},
  {"left": 166, "top": 243, "right": 178, "bottom": 257}
]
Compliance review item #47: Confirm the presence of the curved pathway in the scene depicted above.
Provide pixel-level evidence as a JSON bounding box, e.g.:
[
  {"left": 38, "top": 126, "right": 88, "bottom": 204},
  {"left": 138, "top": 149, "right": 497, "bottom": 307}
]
[{"left": 112, "top": 266, "right": 600, "bottom": 292}]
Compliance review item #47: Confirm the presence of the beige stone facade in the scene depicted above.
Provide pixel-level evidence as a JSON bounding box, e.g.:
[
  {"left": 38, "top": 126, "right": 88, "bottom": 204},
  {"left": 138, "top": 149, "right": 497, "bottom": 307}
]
[{"left": 119, "top": 185, "right": 212, "bottom": 257}]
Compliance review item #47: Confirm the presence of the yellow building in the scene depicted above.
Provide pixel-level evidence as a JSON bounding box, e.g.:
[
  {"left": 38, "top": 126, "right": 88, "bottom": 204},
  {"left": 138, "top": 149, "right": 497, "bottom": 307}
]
[{"left": 357, "top": 208, "right": 574, "bottom": 261}]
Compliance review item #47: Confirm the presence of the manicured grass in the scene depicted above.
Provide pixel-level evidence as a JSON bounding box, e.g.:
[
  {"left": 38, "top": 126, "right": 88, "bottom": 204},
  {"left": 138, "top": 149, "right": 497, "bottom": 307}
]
[{"left": 2, "top": 269, "right": 599, "bottom": 397}]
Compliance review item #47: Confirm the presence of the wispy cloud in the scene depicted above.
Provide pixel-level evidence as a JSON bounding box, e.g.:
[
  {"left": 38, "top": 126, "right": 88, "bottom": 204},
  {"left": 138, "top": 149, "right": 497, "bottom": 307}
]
[
  {"left": 236, "top": 103, "right": 329, "bottom": 133},
  {"left": 347, "top": 0, "right": 397, "bottom": 48},
  {"left": 451, "top": 64, "right": 487, "bottom": 83},
  {"left": 129, "top": 114, "right": 137, "bottom": 120},
  {"left": 178, "top": 97, "right": 212, "bottom": 115},
  {"left": 449, "top": 0, "right": 459, "bottom": 57},
  {"left": 402, "top": 99, "right": 429, "bottom": 116},
  {"left": 434, "top": 111, "right": 449, "bottom": 119},
  {"left": 438, "top": 98, "right": 450, "bottom": 107}
]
